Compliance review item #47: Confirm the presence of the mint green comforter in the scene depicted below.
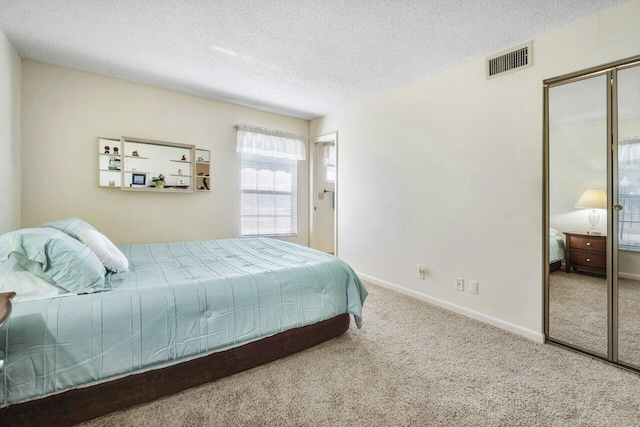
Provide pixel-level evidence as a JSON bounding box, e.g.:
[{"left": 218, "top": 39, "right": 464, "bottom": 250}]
[
  {"left": 0, "top": 238, "right": 367, "bottom": 405},
  {"left": 549, "top": 233, "right": 565, "bottom": 263}
]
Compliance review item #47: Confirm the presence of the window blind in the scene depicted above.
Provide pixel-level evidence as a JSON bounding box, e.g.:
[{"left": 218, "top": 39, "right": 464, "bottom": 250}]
[
  {"left": 241, "top": 153, "right": 297, "bottom": 236},
  {"left": 324, "top": 143, "right": 336, "bottom": 183},
  {"left": 619, "top": 137, "right": 640, "bottom": 249}
]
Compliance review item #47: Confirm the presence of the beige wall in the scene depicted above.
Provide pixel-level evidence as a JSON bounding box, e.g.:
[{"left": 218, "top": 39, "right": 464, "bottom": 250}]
[
  {"left": 310, "top": 1, "right": 640, "bottom": 340},
  {"left": 21, "top": 61, "right": 309, "bottom": 246},
  {"left": 0, "top": 29, "right": 21, "bottom": 234}
]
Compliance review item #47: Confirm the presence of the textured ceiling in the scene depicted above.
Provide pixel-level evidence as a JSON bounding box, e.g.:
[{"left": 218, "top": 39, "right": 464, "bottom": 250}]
[{"left": 0, "top": 0, "right": 629, "bottom": 120}]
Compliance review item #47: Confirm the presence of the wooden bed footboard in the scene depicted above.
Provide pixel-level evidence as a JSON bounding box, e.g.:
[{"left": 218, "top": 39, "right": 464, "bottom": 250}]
[{"left": 0, "top": 313, "right": 351, "bottom": 427}]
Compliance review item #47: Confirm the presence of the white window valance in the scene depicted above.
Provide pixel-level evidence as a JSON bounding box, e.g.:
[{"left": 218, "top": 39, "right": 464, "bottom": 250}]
[
  {"left": 620, "top": 137, "right": 640, "bottom": 165},
  {"left": 236, "top": 123, "right": 306, "bottom": 161}
]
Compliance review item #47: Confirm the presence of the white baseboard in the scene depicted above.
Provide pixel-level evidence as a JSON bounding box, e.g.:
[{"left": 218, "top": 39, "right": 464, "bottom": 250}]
[
  {"left": 619, "top": 272, "right": 640, "bottom": 281},
  {"left": 357, "top": 272, "right": 545, "bottom": 344}
]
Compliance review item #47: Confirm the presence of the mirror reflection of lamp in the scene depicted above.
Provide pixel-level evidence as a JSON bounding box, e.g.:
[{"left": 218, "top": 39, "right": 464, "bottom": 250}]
[{"left": 575, "top": 189, "right": 607, "bottom": 235}]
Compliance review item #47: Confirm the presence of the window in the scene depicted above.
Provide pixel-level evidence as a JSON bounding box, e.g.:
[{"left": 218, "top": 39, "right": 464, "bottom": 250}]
[
  {"left": 325, "top": 143, "right": 336, "bottom": 183},
  {"left": 241, "top": 153, "right": 297, "bottom": 236},
  {"left": 619, "top": 138, "right": 640, "bottom": 250},
  {"left": 235, "top": 123, "right": 305, "bottom": 236}
]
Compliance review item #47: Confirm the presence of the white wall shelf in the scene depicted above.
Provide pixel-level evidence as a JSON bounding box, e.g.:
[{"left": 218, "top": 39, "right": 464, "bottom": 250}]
[
  {"left": 98, "top": 138, "right": 122, "bottom": 188},
  {"left": 98, "top": 137, "right": 211, "bottom": 193},
  {"left": 195, "top": 149, "right": 211, "bottom": 192}
]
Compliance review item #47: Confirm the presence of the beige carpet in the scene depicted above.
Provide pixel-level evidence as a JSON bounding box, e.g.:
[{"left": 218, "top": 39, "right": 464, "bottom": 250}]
[
  {"left": 549, "top": 270, "right": 640, "bottom": 365},
  {"left": 84, "top": 282, "right": 640, "bottom": 427},
  {"left": 549, "top": 270, "right": 608, "bottom": 355}
]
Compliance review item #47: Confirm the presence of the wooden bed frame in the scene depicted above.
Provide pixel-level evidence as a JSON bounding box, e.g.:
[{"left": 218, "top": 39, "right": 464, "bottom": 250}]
[{"left": 0, "top": 313, "right": 351, "bottom": 426}]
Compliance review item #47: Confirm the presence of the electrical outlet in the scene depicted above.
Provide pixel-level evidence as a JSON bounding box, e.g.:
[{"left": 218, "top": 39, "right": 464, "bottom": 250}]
[
  {"left": 470, "top": 280, "right": 479, "bottom": 294},
  {"left": 418, "top": 265, "right": 426, "bottom": 280},
  {"left": 455, "top": 277, "right": 464, "bottom": 291}
]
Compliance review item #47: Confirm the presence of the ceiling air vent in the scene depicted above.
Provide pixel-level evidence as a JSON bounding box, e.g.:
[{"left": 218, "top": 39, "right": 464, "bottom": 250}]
[{"left": 486, "top": 41, "right": 532, "bottom": 79}]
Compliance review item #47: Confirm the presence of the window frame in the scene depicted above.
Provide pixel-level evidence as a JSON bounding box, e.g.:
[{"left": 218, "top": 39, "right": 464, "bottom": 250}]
[
  {"left": 618, "top": 139, "right": 640, "bottom": 251},
  {"left": 240, "top": 153, "right": 298, "bottom": 237}
]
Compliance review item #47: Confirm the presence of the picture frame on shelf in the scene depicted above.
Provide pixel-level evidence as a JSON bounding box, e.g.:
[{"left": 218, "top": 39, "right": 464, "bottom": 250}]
[
  {"left": 132, "top": 173, "right": 146, "bottom": 186},
  {"left": 108, "top": 157, "right": 121, "bottom": 171}
]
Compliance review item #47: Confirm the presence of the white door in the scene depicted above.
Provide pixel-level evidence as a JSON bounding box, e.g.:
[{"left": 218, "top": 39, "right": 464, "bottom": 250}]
[{"left": 314, "top": 142, "right": 335, "bottom": 254}]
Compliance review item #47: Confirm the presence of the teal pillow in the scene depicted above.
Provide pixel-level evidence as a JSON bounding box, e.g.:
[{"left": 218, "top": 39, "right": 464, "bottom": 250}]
[
  {"left": 0, "top": 228, "right": 107, "bottom": 294},
  {"left": 42, "top": 217, "right": 98, "bottom": 241}
]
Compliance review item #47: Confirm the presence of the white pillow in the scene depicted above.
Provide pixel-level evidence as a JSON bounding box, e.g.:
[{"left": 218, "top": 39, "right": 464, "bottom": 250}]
[
  {"left": 78, "top": 229, "right": 129, "bottom": 273},
  {"left": 550, "top": 228, "right": 560, "bottom": 236}
]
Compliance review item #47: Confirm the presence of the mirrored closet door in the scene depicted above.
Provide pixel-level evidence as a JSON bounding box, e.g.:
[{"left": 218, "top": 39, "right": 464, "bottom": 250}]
[
  {"left": 547, "top": 73, "right": 609, "bottom": 357},
  {"left": 545, "top": 57, "right": 640, "bottom": 371},
  {"left": 616, "top": 64, "right": 640, "bottom": 369}
]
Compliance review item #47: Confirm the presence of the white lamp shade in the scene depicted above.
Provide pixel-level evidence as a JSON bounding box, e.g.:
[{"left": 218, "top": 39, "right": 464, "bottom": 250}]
[{"left": 575, "top": 189, "right": 607, "bottom": 209}]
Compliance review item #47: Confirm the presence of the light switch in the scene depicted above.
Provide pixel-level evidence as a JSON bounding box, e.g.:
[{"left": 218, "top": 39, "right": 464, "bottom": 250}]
[{"left": 470, "top": 280, "right": 479, "bottom": 294}]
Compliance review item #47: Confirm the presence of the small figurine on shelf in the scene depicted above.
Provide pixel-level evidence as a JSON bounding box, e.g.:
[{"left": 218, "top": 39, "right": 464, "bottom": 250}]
[
  {"left": 197, "top": 156, "right": 204, "bottom": 162},
  {"left": 181, "top": 155, "right": 187, "bottom": 161},
  {"left": 113, "top": 147, "right": 119, "bottom": 155},
  {"left": 132, "top": 150, "right": 139, "bottom": 157},
  {"left": 178, "top": 169, "right": 183, "bottom": 176},
  {"left": 104, "top": 146, "right": 110, "bottom": 154}
]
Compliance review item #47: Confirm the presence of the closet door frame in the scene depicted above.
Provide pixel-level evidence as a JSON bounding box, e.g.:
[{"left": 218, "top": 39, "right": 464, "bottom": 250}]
[
  {"left": 543, "top": 70, "right": 611, "bottom": 358},
  {"left": 543, "top": 54, "right": 640, "bottom": 371}
]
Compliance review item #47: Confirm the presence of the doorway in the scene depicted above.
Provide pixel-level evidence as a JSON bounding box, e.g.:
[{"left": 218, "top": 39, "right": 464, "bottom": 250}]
[
  {"left": 310, "top": 132, "right": 337, "bottom": 255},
  {"left": 544, "top": 55, "right": 640, "bottom": 371}
]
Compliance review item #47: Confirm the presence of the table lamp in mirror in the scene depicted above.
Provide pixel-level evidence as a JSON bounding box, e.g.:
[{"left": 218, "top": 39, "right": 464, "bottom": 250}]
[{"left": 575, "top": 188, "right": 607, "bottom": 235}]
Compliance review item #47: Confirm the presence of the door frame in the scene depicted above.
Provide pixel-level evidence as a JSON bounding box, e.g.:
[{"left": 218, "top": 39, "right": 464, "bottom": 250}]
[
  {"left": 309, "top": 132, "right": 338, "bottom": 256},
  {"left": 543, "top": 54, "right": 640, "bottom": 371}
]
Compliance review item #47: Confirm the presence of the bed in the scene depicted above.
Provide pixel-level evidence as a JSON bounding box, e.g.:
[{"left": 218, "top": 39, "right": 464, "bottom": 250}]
[
  {"left": 0, "top": 234, "right": 367, "bottom": 426},
  {"left": 549, "top": 229, "right": 566, "bottom": 272}
]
